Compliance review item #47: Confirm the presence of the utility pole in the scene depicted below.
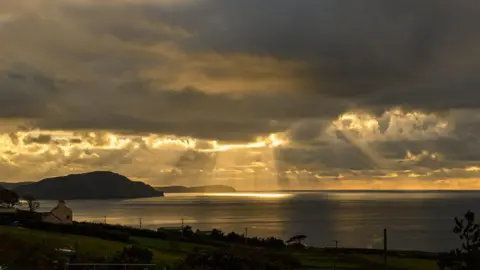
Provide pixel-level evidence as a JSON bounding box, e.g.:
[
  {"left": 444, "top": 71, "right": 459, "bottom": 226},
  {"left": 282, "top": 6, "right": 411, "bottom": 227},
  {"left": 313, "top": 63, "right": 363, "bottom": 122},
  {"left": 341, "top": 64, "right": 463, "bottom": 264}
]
[
  {"left": 384, "top": 228, "right": 388, "bottom": 270},
  {"left": 244, "top": 228, "right": 248, "bottom": 244},
  {"left": 139, "top": 217, "right": 142, "bottom": 229},
  {"left": 104, "top": 216, "right": 107, "bottom": 224},
  {"left": 333, "top": 240, "right": 340, "bottom": 270},
  {"left": 181, "top": 218, "right": 184, "bottom": 237},
  {"left": 334, "top": 240, "right": 340, "bottom": 248}
]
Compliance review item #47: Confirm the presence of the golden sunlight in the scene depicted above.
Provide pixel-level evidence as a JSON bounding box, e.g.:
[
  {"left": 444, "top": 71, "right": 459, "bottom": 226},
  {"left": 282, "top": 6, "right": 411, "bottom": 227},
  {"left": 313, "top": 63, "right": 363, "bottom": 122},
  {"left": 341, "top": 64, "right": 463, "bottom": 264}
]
[
  {"left": 206, "top": 192, "right": 292, "bottom": 199},
  {"left": 200, "top": 133, "right": 288, "bottom": 153},
  {"left": 331, "top": 108, "right": 451, "bottom": 141},
  {"left": 465, "top": 166, "right": 480, "bottom": 172}
]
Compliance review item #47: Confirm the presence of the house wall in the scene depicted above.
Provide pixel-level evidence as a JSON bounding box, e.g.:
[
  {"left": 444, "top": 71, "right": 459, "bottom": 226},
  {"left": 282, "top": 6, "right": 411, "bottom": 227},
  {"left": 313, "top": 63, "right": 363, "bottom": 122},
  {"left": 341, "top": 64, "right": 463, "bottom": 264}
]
[{"left": 42, "top": 202, "right": 73, "bottom": 224}]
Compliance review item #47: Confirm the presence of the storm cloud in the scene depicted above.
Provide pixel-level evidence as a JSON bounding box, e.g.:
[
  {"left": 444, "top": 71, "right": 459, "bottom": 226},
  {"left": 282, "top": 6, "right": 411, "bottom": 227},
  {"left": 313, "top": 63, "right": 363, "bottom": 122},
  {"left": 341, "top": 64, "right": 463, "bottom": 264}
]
[{"left": 1, "top": 0, "right": 480, "bottom": 187}]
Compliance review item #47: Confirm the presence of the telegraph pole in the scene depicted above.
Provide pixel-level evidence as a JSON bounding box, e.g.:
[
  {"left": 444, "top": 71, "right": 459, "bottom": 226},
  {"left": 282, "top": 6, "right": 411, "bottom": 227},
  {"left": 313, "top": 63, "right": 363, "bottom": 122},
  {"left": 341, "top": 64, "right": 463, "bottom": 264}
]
[
  {"left": 139, "top": 217, "right": 142, "bottom": 229},
  {"left": 334, "top": 240, "right": 340, "bottom": 248},
  {"left": 181, "top": 218, "right": 185, "bottom": 237},
  {"left": 104, "top": 216, "right": 107, "bottom": 224},
  {"left": 244, "top": 228, "right": 248, "bottom": 244},
  {"left": 333, "top": 240, "right": 340, "bottom": 270},
  {"left": 384, "top": 228, "right": 388, "bottom": 270}
]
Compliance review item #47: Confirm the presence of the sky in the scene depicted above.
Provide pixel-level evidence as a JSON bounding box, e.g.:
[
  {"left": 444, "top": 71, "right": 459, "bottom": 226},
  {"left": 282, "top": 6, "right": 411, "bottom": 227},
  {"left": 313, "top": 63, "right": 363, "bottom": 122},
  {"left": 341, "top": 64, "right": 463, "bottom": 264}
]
[{"left": 1, "top": 0, "right": 480, "bottom": 189}]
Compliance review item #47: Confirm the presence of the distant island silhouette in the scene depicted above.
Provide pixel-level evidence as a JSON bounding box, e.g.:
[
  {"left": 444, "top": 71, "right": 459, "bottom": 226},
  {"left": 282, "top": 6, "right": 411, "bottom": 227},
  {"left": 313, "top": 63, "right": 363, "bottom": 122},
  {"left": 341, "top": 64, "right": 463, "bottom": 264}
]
[
  {"left": 0, "top": 172, "right": 237, "bottom": 200},
  {"left": 7, "top": 171, "right": 163, "bottom": 200},
  {"left": 155, "top": 185, "right": 236, "bottom": 193}
]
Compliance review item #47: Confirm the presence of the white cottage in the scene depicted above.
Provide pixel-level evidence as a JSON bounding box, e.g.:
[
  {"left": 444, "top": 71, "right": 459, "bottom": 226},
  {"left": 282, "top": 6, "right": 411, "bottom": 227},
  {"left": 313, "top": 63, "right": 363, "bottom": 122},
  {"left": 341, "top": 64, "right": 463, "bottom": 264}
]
[{"left": 42, "top": 200, "right": 73, "bottom": 224}]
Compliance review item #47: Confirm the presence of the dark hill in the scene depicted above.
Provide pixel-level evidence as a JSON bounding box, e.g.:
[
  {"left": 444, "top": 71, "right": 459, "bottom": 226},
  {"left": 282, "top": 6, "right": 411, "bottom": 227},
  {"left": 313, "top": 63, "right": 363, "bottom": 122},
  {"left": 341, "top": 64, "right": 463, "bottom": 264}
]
[
  {"left": 0, "top": 182, "right": 34, "bottom": 190},
  {"left": 14, "top": 171, "right": 163, "bottom": 200},
  {"left": 155, "top": 185, "right": 236, "bottom": 193}
]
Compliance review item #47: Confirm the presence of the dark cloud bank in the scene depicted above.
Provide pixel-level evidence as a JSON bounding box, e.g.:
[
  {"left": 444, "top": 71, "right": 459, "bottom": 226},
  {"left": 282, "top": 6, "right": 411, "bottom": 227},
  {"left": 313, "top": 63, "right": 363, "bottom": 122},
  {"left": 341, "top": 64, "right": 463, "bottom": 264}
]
[{"left": 1, "top": 0, "right": 480, "bottom": 185}]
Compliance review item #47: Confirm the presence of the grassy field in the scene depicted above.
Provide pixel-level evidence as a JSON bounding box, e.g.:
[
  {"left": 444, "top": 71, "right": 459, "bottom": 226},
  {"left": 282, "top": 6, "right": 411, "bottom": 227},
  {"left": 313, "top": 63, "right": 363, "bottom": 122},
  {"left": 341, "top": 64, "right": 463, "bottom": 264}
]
[
  {"left": 0, "top": 226, "right": 198, "bottom": 265},
  {"left": 293, "top": 249, "right": 440, "bottom": 270},
  {"left": 357, "top": 254, "right": 439, "bottom": 270},
  {"left": 0, "top": 225, "right": 440, "bottom": 269}
]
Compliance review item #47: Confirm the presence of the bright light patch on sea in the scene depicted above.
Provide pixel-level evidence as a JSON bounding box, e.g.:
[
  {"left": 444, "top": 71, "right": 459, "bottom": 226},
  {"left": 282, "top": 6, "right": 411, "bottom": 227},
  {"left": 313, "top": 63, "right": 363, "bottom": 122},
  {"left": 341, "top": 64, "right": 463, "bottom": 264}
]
[{"left": 200, "top": 192, "right": 292, "bottom": 199}]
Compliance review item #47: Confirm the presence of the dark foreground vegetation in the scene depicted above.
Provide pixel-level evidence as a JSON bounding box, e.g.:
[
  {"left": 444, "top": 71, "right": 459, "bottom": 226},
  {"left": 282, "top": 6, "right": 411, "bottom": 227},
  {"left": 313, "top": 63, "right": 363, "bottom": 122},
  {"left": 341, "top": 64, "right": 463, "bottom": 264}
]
[
  {"left": 0, "top": 219, "right": 441, "bottom": 270},
  {"left": 437, "top": 210, "right": 480, "bottom": 270}
]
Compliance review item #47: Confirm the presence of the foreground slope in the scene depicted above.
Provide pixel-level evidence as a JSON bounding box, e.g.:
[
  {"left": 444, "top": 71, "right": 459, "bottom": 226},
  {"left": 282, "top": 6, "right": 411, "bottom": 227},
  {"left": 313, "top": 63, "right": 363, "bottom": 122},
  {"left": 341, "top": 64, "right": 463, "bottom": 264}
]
[{"left": 0, "top": 225, "right": 439, "bottom": 270}]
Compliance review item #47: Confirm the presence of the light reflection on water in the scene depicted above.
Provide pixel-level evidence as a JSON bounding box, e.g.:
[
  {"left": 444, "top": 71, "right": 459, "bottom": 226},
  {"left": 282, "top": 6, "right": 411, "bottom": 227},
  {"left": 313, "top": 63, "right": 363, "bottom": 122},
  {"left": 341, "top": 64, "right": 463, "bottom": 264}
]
[
  {"left": 37, "top": 191, "right": 480, "bottom": 252},
  {"left": 324, "top": 192, "right": 445, "bottom": 200},
  {"left": 176, "top": 192, "right": 292, "bottom": 199}
]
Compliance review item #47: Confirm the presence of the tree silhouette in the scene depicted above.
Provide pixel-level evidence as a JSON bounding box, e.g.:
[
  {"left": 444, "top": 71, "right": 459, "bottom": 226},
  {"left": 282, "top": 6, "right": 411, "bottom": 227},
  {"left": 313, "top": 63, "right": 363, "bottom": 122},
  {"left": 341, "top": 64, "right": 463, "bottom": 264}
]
[
  {"left": 286, "top": 235, "right": 307, "bottom": 245},
  {"left": 438, "top": 211, "right": 480, "bottom": 270},
  {"left": 454, "top": 211, "right": 480, "bottom": 254},
  {"left": 23, "top": 195, "right": 40, "bottom": 212},
  {"left": 0, "top": 189, "right": 19, "bottom": 208},
  {"left": 210, "top": 228, "right": 225, "bottom": 240},
  {"left": 182, "top": 225, "right": 194, "bottom": 239}
]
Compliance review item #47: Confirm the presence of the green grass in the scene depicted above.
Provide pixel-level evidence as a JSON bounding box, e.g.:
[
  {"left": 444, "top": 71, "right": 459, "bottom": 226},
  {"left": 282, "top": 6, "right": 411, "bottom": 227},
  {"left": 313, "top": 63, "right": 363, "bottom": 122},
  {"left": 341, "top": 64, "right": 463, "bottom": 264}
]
[
  {"left": 295, "top": 249, "right": 440, "bottom": 270},
  {"left": 0, "top": 226, "right": 125, "bottom": 259},
  {"left": 0, "top": 226, "right": 180, "bottom": 265},
  {"left": 133, "top": 236, "right": 212, "bottom": 253},
  {"left": 131, "top": 236, "right": 214, "bottom": 263},
  {"left": 357, "top": 254, "right": 439, "bottom": 270},
  {"left": 0, "top": 226, "right": 441, "bottom": 269}
]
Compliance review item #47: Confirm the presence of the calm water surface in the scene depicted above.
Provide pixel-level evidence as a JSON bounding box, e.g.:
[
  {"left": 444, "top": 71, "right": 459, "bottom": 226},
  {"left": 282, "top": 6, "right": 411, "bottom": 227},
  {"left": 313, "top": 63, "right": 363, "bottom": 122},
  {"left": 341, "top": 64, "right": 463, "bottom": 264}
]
[{"left": 38, "top": 191, "right": 480, "bottom": 252}]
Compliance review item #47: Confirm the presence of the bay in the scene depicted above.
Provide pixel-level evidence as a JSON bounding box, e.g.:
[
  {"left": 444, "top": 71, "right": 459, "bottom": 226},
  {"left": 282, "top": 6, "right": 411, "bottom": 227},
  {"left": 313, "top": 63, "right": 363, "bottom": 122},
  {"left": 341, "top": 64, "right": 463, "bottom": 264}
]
[{"left": 37, "top": 191, "right": 480, "bottom": 252}]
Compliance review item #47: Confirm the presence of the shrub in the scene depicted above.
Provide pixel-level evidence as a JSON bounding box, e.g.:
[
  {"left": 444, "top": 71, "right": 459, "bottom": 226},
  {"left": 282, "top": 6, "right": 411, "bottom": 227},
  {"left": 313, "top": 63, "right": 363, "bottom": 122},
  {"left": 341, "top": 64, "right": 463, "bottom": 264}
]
[
  {"left": 438, "top": 211, "right": 480, "bottom": 270},
  {"left": 22, "top": 221, "right": 131, "bottom": 242},
  {"left": 111, "top": 246, "right": 153, "bottom": 264},
  {"left": 176, "top": 249, "right": 300, "bottom": 270}
]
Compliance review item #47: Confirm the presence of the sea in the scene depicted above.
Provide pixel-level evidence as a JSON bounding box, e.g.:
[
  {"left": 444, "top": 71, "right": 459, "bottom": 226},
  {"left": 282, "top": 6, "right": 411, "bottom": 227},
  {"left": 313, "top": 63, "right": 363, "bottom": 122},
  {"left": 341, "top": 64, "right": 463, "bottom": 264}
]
[{"left": 37, "top": 191, "right": 480, "bottom": 253}]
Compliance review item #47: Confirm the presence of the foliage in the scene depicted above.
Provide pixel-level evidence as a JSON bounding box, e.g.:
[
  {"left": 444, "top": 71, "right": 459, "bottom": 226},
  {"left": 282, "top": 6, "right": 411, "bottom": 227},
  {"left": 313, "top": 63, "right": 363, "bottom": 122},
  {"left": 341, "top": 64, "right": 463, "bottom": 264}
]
[
  {"left": 286, "top": 235, "right": 307, "bottom": 245},
  {"left": 182, "top": 225, "right": 194, "bottom": 238},
  {"left": 176, "top": 249, "right": 301, "bottom": 270},
  {"left": 23, "top": 194, "right": 40, "bottom": 212},
  {"left": 22, "top": 221, "right": 131, "bottom": 242},
  {"left": 0, "top": 189, "right": 19, "bottom": 208},
  {"left": 187, "top": 228, "right": 286, "bottom": 249},
  {"left": 453, "top": 211, "right": 480, "bottom": 254},
  {"left": 110, "top": 246, "right": 154, "bottom": 269},
  {"left": 438, "top": 211, "right": 480, "bottom": 270},
  {"left": 112, "top": 246, "right": 153, "bottom": 264},
  {"left": 209, "top": 228, "right": 225, "bottom": 240}
]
